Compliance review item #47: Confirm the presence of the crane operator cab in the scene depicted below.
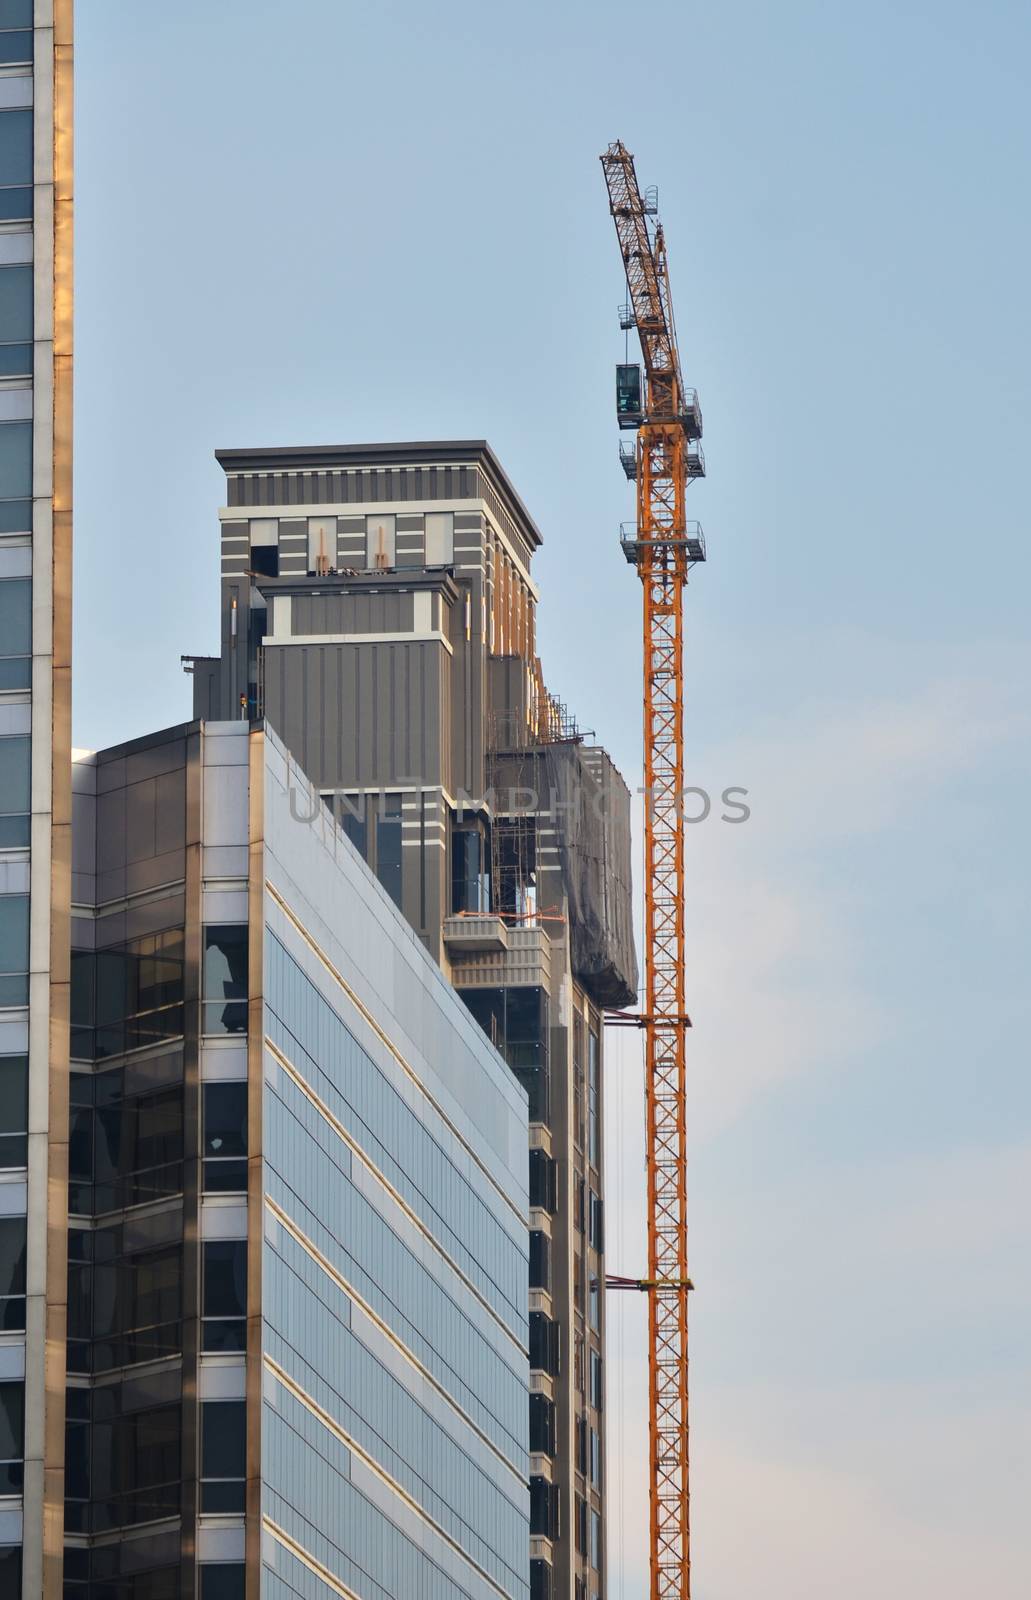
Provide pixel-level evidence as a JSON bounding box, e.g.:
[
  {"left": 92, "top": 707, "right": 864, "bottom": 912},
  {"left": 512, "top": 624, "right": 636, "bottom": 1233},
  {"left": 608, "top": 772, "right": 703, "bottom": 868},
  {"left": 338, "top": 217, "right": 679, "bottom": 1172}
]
[{"left": 616, "top": 363, "right": 643, "bottom": 428}]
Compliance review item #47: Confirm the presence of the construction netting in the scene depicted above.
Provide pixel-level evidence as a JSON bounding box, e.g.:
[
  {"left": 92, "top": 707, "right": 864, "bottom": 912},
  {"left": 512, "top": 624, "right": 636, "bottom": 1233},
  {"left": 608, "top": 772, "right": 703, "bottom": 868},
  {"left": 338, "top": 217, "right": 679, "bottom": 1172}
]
[{"left": 541, "top": 742, "right": 639, "bottom": 1010}]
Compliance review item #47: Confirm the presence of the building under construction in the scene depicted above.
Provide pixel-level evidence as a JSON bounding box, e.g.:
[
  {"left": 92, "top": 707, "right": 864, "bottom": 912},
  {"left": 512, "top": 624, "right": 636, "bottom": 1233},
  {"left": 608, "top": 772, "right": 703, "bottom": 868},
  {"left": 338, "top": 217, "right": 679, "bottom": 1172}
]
[{"left": 187, "top": 439, "right": 638, "bottom": 1600}]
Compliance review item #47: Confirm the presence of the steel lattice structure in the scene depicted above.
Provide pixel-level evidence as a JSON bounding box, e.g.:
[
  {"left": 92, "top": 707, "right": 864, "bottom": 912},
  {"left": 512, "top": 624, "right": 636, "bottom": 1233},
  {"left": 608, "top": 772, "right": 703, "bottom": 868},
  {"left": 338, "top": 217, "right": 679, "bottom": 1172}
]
[{"left": 601, "top": 139, "right": 703, "bottom": 1600}]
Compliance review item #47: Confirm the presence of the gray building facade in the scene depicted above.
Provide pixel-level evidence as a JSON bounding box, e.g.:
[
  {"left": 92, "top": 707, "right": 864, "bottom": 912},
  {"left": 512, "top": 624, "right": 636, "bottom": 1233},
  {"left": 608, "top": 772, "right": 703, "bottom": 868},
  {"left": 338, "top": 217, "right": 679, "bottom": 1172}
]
[
  {"left": 66, "top": 719, "right": 530, "bottom": 1600},
  {"left": 188, "top": 441, "right": 638, "bottom": 1600}
]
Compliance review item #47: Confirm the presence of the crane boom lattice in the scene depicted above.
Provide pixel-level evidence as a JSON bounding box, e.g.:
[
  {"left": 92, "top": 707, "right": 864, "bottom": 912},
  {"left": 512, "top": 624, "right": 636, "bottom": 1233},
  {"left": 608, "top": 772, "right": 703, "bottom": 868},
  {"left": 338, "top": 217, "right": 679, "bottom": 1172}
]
[{"left": 601, "top": 138, "right": 705, "bottom": 1600}]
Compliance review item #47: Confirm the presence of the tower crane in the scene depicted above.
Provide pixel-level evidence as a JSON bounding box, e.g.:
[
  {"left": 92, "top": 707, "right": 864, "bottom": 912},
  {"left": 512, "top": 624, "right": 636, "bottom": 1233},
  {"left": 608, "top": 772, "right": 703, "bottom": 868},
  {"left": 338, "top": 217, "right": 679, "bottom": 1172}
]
[{"left": 600, "top": 139, "right": 705, "bottom": 1600}]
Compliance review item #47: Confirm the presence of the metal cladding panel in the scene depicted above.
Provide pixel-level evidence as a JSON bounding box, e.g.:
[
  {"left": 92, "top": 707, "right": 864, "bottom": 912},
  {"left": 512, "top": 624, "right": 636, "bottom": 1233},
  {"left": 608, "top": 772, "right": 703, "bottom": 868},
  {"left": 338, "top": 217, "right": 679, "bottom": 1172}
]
[
  {"left": 263, "top": 639, "right": 450, "bottom": 793},
  {"left": 289, "top": 590, "right": 415, "bottom": 635}
]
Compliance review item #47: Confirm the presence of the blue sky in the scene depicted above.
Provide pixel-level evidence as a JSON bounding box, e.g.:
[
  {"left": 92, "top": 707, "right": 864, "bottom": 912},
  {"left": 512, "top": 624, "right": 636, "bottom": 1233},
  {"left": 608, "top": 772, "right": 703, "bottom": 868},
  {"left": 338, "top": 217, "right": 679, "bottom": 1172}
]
[{"left": 75, "top": 3, "right": 1030, "bottom": 1594}]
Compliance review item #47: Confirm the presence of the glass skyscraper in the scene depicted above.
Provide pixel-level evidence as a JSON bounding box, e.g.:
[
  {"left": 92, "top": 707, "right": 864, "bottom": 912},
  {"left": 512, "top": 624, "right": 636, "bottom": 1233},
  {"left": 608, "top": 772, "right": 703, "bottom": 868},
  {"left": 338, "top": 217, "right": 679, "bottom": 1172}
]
[{"left": 64, "top": 719, "right": 530, "bottom": 1599}]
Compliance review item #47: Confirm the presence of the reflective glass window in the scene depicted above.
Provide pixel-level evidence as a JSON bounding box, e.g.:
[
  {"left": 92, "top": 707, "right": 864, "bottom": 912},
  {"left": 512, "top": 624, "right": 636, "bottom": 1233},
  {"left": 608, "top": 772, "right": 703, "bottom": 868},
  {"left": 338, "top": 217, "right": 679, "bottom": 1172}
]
[
  {"left": 0, "top": 893, "right": 28, "bottom": 1007},
  {"left": 0, "top": 577, "right": 29, "bottom": 693},
  {"left": 0, "top": 733, "right": 29, "bottom": 848},
  {"left": 0, "top": 1053, "right": 26, "bottom": 1167},
  {"left": 202, "top": 1239, "right": 246, "bottom": 1350},
  {"left": 203, "top": 925, "right": 248, "bottom": 1035},
  {"left": 0, "top": 108, "right": 30, "bottom": 188},
  {"left": 201, "top": 1400, "right": 245, "bottom": 1511},
  {"left": 590, "top": 1349, "right": 603, "bottom": 1411},
  {"left": 588, "top": 1030, "right": 600, "bottom": 1167},
  {"left": 0, "top": 1214, "right": 25, "bottom": 1331},
  {"left": 0, "top": 264, "right": 30, "bottom": 343},
  {"left": 0, "top": 1378, "right": 23, "bottom": 1490},
  {"left": 200, "top": 1566, "right": 244, "bottom": 1600},
  {"left": 0, "top": 421, "right": 31, "bottom": 501},
  {"left": 0, "top": 30, "right": 30, "bottom": 65},
  {"left": 202, "top": 1081, "right": 248, "bottom": 1192}
]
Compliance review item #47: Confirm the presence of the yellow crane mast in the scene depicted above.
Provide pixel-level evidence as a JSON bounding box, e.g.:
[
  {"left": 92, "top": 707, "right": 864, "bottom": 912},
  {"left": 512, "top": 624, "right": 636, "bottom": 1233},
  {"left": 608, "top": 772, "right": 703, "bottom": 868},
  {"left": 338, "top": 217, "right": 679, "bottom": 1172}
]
[{"left": 600, "top": 139, "right": 705, "bottom": 1600}]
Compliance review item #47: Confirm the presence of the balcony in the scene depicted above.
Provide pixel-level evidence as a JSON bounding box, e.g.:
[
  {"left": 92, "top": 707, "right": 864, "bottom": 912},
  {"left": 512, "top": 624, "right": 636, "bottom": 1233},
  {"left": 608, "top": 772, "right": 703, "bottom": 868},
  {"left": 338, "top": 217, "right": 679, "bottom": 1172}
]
[{"left": 442, "top": 913, "right": 509, "bottom": 954}]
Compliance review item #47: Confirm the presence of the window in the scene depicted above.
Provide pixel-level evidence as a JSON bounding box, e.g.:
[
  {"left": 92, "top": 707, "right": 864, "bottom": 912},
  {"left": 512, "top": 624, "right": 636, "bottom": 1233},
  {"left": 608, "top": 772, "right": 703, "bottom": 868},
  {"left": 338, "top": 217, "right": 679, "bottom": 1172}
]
[
  {"left": 590, "top": 1350, "right": 603, "bottom": 1411},
  {"left": 529, "top": 1229, "right": 550, "bottom": 1292},
  {"left": 89, "top": 1243, "right": 184, "bottom": 1373},
  {"left": 0, "top": 262, "right": 30, "bottom": 382},
  {"left": 374, "top": 794, "right": 403, "bottom": 909},
  {"left": 574, "top": 1332, "right": 585, "bottom": 1397},
  {"left": 589, "top": 1191, "right": 604, "bottom": 1252},
  {"left": 451, "top": 824, "right": 488, "bottom": 913},
  {"left": 529, "top": 1477, "right": 559, "bottom": 1540},
  {"left": 0, "top": 1054, "right": 26, "bottom": 1167},
  {"left": 76, "top": 930, "right": 186, "bottom": 1059},
  {"left": 365, "top": 513, "right": 395, "bottom": 569},
  {"left": 588, "top": 1030, "right": 599, "bottom": 1168},
  {"left": 529, "top": 1149, "right": 558, "bottom": 1213},
  {"left": 528, "top": 1311, "right": 560, "bottom": 1377},
  {"left": 203, "top": 926, "right": 248, "bottom": 1035},
  {"left": 573, "top": 1016, "right": 585, "bottom": 1150},
  {"left": 589, "top": 1277, "right": 600, "bottom": 1332},
  {"left": 0, "top": 1547, "right": 21, "bottom": 1590},
  {"left": 529, "top": 1393, "right": 556, "bottom": 1457},
  {"left": 0, "top": 420, "right": 31, "bottom": 502},
  {"left": 0, "top": 733, "right": 29, "bottom": 846},
  {"left": 0, "top": 577, "right": 30, "bottom": 692},
  {"left": 201, "top": 1400, "right": 246, "bottom": 1512},
  {"left": 575, "top": 1492, "right": 587, "bottom": 1553},
  {"left": 89, "top": 1083, "right": 185, "bottom": 1213},
  {"left": 307, "top": 515, "right": 336, "bottom": 575},
  {"left": 0, "top": 1215, "right": 25, "bottom": 1332},
  {"left": 424, "top": 511, "right": 454, "bottom": 566},
  {"left": 590, "top": 1426, "right": 601, "bottom": 1489},
  {"left": 249, "top": 518, "right": 278, "bottom": 578},
  {"left": 202, "top": 1081, "right": 248, "bottom": 1192},
  {"left": 0, "top": 4, "right": 34, "bottom": 30},
  {"left": 0, "top": 14, "right": 30, "bottom": 66},
  {"left": 0, "top": 893, "right": 28, "bottom": 1007},
  {"left": 0, "top": 106, "right": 31, "bottom": 188},
  {"left": 590, "top": 1509, "right": 602, "bottom": 1570},
  {"left": 530, "top": 1560, "right": 552, "bottom": 1600},
  {"left": 0, "top": 1379, "right": 23, "bottom": 1493},
  {"left": 89, "top": 1401, "right": 181, "bottom": 1531},
  {"left": 202, "top": 1239, "right": 247, "bottom": 1351},
  {"left": 201, "top": 1567, "right": 245, "bottom": 1600}
]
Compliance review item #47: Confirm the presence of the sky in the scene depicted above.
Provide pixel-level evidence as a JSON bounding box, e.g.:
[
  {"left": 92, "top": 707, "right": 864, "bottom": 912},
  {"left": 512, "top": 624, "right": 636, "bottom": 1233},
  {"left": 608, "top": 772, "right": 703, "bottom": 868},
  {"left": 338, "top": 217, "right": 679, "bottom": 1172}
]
[{"left": 73, "top": 3, "right": 1031, "bottom": 1595}]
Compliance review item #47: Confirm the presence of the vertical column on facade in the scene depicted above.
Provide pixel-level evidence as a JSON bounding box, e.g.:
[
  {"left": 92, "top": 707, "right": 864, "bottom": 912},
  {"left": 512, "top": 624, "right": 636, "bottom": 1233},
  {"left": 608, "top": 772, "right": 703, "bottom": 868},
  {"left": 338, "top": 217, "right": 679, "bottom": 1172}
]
[
  {"left": 244, "top": 730, "right": 265, "bottom": 1599},
  {"left": 180, "top": 727, "right": 205, "bottom": 1595}
]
